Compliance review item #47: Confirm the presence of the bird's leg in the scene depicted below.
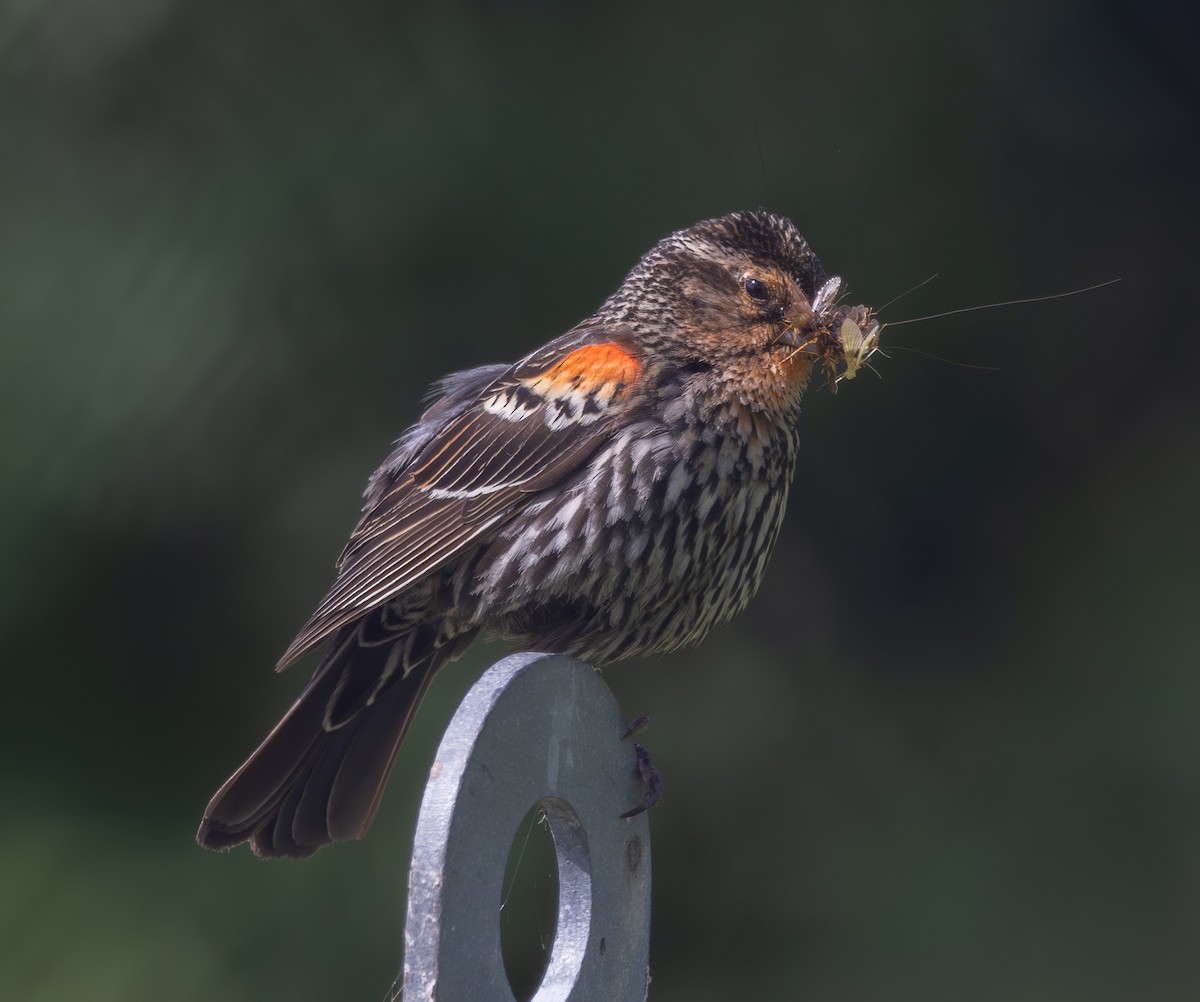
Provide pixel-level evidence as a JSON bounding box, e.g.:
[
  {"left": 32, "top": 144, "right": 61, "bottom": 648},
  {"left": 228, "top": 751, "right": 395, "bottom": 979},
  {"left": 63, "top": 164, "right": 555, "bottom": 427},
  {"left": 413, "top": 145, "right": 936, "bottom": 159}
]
[{"left": 619, "top": 739, "right": 664, "bottom": 819}]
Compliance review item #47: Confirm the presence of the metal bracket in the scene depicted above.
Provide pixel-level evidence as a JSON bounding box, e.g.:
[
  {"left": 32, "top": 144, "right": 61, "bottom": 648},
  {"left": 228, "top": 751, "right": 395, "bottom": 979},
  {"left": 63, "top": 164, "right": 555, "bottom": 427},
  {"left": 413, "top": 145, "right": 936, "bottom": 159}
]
[{"left": 401, "top": 652, "right": 652, "bottom": 1001}]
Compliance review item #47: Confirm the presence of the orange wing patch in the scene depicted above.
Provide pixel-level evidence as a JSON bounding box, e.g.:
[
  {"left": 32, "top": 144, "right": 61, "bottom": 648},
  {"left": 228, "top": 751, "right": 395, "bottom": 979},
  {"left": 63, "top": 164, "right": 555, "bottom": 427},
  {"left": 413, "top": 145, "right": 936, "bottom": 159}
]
[
  {"left": 520, "top": 345, "right": 643, "bottom": 427},
  {"left": 481, "top": 341, "right": 644, "bottom": 431},
  {"left": 527, "top": 343, "right": 642, "bottom": 398},
  {"left": 519, "top": 343, "right": 643, "bottom": 428}
]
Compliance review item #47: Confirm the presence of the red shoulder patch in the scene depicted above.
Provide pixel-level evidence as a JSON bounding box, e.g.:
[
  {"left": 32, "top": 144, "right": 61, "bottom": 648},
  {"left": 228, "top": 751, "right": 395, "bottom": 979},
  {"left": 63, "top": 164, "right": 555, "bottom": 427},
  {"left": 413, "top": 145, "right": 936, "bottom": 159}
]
[
  {"left": 545, "top": 343, "right": 642, "bottom": 387},
  {"left": 526, "top": 343, "right": 643, "bottom": 397}
]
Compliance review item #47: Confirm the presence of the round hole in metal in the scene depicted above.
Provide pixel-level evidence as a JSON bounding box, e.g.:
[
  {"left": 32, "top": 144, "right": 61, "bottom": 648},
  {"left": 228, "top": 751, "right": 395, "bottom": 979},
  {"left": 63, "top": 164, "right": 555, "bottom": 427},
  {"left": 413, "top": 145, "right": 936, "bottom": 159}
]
[
  {"left": 501, "top": 804, "right": 558, "bottom": 1000},
  {"left": 501, "top": 797, "right": 593, "bottom": 1001}
]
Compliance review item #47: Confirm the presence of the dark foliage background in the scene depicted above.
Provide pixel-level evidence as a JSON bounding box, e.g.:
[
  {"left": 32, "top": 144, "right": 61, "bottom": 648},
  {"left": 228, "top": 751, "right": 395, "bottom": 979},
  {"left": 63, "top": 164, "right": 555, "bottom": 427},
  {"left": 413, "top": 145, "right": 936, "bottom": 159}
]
[{"left": 3, "top": 1, "right": 1198, "bottom": 999}]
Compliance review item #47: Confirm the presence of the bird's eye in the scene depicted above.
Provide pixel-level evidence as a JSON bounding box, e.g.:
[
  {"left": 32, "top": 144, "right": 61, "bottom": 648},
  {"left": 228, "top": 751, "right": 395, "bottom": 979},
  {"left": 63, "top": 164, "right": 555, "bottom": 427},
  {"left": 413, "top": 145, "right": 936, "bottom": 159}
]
[{"left": 743, "top": 277, "right": 769, "bottom": 302}]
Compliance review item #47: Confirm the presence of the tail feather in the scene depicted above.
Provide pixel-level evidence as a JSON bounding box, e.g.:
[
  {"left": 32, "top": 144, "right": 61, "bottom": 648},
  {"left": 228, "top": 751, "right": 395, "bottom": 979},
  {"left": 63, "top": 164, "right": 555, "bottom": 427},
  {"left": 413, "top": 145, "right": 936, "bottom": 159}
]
[{"left": 197, "top": 623, "right": 465, "bottom": 859}]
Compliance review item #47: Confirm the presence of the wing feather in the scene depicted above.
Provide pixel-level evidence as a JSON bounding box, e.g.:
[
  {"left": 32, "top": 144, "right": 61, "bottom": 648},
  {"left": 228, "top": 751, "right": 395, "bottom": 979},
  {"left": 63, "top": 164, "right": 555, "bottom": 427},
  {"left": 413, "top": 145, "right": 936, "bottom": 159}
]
[{"left": 276, "top": 329, "right": 643, "bottom": 669}]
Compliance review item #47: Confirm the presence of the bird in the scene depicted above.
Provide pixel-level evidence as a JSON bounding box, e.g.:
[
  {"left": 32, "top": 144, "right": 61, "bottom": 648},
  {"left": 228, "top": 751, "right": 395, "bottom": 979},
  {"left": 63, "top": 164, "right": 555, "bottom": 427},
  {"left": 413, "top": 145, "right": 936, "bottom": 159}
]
[{"left": 197, "top": 209, "right": 876, "bottom": 858}]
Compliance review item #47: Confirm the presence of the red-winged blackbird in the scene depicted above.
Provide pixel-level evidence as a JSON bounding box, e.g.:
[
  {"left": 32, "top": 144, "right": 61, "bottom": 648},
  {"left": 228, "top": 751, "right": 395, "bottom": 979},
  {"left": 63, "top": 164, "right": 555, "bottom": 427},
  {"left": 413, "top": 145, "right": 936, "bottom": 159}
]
[{"left": 197, "top": 210, "right": 876, "bottom": 858}]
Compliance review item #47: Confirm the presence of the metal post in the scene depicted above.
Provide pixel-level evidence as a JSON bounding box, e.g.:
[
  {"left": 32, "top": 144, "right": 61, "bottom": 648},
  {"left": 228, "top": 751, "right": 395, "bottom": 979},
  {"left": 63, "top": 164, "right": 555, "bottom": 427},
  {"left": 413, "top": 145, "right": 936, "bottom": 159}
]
[{"left": 401, "top": 652, "right": 652, "bottom": 1001}]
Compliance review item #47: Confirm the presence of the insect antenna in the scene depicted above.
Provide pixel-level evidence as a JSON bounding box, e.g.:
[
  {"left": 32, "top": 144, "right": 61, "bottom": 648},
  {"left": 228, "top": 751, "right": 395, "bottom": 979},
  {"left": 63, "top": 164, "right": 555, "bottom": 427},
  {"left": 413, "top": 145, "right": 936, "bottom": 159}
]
[
  {"left": 884, "top": 278, "right": 1121, "bottom": 328},
  {"left": 875, "top": 273, "right": 939, "bottom": 314},
  {"left": 881, "top": 345, "right": 1001, "bottom": 373}
]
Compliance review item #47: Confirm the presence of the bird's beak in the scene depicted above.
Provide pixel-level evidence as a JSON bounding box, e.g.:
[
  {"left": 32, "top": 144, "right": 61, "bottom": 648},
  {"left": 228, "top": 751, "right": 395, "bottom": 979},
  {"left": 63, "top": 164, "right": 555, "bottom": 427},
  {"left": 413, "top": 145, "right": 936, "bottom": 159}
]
[
  {"left": 776, "top": 328, "right": 811, "bottom": 350},
  {"left": 776, "top": 306, "right": 820, "bottom": 352},
  {"left": 775, "top": 281, "right": 823, "bottom": 352}
]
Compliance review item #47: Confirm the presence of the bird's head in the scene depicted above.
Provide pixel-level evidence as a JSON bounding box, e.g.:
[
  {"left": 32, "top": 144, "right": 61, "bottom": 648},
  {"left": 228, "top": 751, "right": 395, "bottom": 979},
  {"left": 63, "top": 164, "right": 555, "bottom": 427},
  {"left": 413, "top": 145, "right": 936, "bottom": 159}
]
[{"left": 596, "top": 210, "right": 875, "bottom": 419}]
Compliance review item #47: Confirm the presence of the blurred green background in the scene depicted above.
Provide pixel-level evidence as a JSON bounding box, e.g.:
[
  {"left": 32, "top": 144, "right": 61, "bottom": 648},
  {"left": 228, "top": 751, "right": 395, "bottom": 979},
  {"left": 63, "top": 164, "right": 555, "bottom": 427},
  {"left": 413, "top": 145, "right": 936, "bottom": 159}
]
[{"left": 3, "top": 0, "right": 1197, "bottom": 999}]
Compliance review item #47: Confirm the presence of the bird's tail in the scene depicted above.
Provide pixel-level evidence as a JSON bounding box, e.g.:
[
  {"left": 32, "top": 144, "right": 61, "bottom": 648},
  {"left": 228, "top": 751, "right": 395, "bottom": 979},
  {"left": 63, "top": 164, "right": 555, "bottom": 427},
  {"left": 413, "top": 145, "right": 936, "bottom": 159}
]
[{"left": 197, "top": 619, "right": 473, "bottom": 858}]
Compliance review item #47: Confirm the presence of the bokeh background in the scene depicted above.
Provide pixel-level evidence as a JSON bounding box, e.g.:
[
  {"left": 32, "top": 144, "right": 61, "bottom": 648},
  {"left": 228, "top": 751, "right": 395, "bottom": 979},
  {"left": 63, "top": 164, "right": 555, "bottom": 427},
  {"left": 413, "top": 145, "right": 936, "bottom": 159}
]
[{"left": 4, "top": 1, "right": 1198, "bottom": 999}]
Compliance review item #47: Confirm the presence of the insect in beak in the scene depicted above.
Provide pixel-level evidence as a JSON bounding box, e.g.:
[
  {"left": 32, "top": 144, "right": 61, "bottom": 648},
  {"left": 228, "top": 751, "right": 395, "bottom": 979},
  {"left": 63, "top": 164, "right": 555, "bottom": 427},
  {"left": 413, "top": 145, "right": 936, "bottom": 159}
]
[
  {"left": 836, "top": 315, "right": 883, "bottom": 381},
  {"left": 772, "top": 277, "right": 882, "bottom": 389}
]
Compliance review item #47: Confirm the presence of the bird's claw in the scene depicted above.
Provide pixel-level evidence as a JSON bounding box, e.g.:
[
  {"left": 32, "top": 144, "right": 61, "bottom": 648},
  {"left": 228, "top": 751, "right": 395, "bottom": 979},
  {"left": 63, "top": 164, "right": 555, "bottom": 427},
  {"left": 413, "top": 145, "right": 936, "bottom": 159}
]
[{"left": 619, "top": 741, "right": 663, "bottom": 818}]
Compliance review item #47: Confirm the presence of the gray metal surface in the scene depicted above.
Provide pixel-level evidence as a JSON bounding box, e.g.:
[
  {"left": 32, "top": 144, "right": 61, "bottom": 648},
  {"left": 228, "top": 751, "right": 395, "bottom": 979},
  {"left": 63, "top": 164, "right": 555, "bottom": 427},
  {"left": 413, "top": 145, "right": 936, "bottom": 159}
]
[{"left": 402, "top": 652, "right": 652, "bottom": 1001}]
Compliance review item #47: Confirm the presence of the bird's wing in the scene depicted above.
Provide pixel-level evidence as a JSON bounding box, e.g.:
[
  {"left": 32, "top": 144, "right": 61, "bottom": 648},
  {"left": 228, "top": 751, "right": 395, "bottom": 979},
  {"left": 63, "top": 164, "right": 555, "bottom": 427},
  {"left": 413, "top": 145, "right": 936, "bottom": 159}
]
[{"left": 277, "top": 329, "right": 645, "bottom": 668}]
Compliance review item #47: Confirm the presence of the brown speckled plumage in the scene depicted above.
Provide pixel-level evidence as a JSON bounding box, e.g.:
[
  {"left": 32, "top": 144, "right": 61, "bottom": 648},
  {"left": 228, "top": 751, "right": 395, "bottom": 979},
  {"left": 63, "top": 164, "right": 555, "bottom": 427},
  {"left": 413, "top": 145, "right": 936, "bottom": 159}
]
[{"left": 198, "top": 210, "right": 876, "bottom": 858}]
